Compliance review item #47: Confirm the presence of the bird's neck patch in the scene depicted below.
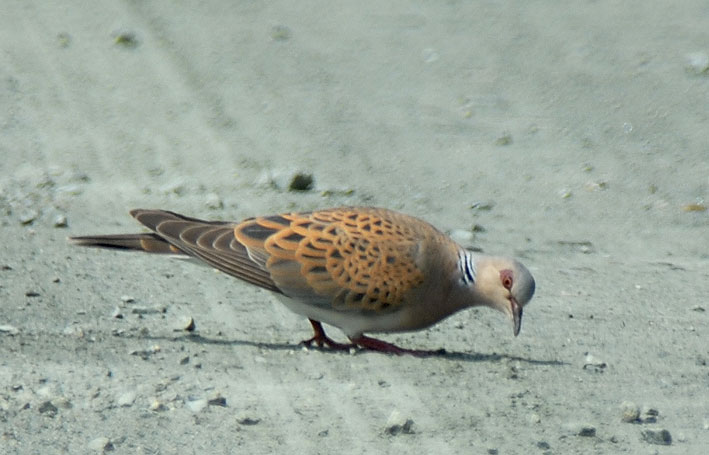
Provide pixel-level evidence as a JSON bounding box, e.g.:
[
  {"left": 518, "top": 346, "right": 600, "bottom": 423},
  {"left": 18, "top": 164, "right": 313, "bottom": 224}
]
[{"left": 458, "top": 250, "right": 476, "bottom": 285}]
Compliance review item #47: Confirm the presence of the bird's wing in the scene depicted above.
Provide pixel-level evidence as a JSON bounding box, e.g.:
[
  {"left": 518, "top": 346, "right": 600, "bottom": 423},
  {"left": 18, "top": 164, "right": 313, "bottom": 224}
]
[
  {"left": 129, "top": 209, "right": 280, "bottom": 292},
  {"left": 233, "top": 207, "right": 429, "bottom": 312}
]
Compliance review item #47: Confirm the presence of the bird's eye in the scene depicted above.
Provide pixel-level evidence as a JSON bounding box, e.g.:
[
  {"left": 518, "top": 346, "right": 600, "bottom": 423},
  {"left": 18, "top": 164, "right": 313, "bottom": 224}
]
[{"left": 500, "top": 269, "right": 513, "bottom": 290}]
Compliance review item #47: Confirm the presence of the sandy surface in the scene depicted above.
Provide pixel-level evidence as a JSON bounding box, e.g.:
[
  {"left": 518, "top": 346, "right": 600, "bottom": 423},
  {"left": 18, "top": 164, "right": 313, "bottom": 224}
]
[{"left": 1, "top": 1, "right": 708, "bottom": 454}]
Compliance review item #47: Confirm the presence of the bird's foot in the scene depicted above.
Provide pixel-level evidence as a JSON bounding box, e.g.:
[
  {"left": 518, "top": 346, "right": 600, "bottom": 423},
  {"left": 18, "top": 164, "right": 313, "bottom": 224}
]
[
  {"left": 350, "top": 335, "right": 446, "bottom": 357},
  {"left": 302, "top": 320, "right": 445, "bottom": 357},
  {"left": 301, "top": 319, "right": 355, "bottom": 352}
]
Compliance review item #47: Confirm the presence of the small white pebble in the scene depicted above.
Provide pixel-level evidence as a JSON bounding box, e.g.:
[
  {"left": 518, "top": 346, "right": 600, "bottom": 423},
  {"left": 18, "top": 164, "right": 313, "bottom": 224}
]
[
  {"left": 686, "top": 51, "right": 709, "bottom": 75},
  {"left": 186, "top": 398, "right": 208, "bottom": 413},
  {"left": 117, "top": 391, "right": 136, "bottom": 407},
  {"left": 205, "top": 192, "right": 223, "bottom": 209},
  {"left": 88, "top": 437, "right": 113, "bottom": 452}
]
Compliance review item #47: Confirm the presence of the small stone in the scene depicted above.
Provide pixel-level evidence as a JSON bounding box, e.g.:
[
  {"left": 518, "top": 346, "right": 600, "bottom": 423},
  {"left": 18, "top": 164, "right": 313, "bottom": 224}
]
[
  {"left": 149, "top": 399, "right": 167, "bottom": 412},
  {"left": 57, "top": 32, "right": 71, "bottom": 48},
  {"left": 641, "top": 407, "right": 659, "bottom": 423},
  {"left": 584, "top": 180, "right": 608, "bottom": 191},
  {"left": 183, "top": 317, "right": 196, "bottom": 332},
  {"left": 0, "top": 325, "right": 19, "bottom": 335},
  {"left": 685, "top": 51, "right": 709, "bottom": 75},
  {"left": 620, "top": 401, "right": 640, "bottom": 423},
  {"left": 120, "top": 295, "right": 135, "bottom": 303},
  {"left": 288, "top": 172, "right": 314, "bottom": 191},
  {"left": 582, "top": 352, "right": 606, "bottom": 372},
  {"left": 208, "top": 395, "right": 227, "bottom": 407},
  {"left": 19, "top": 209, "right": 39, "bottom": 225},
  {"left": 469, "top": 201, "right": 495, "bottom": 211},
  {"left": 385, "top": 410, "right": 415, "bottom": 435},
  {"left": 130, "top": 345, "right": 160, "bottom": 360},
  {"left": 25, "top": 290, "right": 41, "bottom": 297},
  {"left": 63, "top": 325, "right": 85, "bottom": 338},
  {"left": 88, "top": 437, "right": 114, "bottom": 452},
  {"left": 578, "top": 426, "right": 596, "bottom": 437},
  {"left": 117, "top": 391, "right": 136, "bottom": 407},
  {"left": 131, "top": 306, "right": 165, "bottom": 315},
  {"left": 238, "top": 417, "right": 261, "bottom": 425},
  {"left": 53, "top": 214, "right": 68, "bottom": 228},
  {"left": 641, "top": 428, "right": 672, "bottom": 445},
  {"left": 536, "top": 441, "right": 550, "bottom": 449},
  {"left": 487, "top": 449, "right": 499, "bottom": 455},
  {"left": 205, "top": 192, "right": 223, "bottom": 209},
  {"left": 52, "top": 396, "right": 72, "bottom": 409},
  {"left": 271, "top": 25, "right": 292, "bottom": 41},
  {"left": 495, "top": 131, "right": 513, "bottom": 146},
  {"left": 113, "top": 30, "right": 139, "bottom": 48},
  {"left": 112, "top": 307, "right": 123, "bottom": 319},
  {"left": 186, "top": 398, "right": 207, "bottom": 413},
  {"left": 38, "top": 400, "right": 59, "bottom": 416}
]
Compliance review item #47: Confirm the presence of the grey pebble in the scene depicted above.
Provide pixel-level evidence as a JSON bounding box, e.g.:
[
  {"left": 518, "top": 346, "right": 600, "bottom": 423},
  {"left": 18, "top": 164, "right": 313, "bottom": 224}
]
[
  {"left": 385, "top": 410, "right": 415, "bottom": 435},
  {"left": 38, "top": 400, "right": 58, "bottom": 416},
  {"left": 131, "top": 306, "right": 165, "bottom": 315},
  {"left": 208, "top": 396, "right": 227, "bottom": 407},
  {"left": 0, "top": 324, "right": 20, "bottom": 335},
  {"left": 641, "top": 407, "right": 659, "bottom": 423},
  {"left": 289, "top": 172, "right": 314, "bottom": 191},
  {"left": 19, "top": 209, "right": 39, "bottom": 225},
  {"left": 641, "top": 428, "right": 672, "bottom": 445},
  {"left": 111, "top": 307, "right": 123, "bottom": 319},
  {"left": 238, "top": 417, "right": 261, "bottom": 425},
  {"left": 88, "top": 436, "right": 114, "bottom": 452}
]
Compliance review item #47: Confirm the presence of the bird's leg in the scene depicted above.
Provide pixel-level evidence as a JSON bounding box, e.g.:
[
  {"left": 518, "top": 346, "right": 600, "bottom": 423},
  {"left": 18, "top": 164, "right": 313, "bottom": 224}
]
[
  {"left": 301, "top": 319, "right": 354, "bottom": 351},
  {"left": 350, "top": 335, "right": 446, "bottom": 357}
]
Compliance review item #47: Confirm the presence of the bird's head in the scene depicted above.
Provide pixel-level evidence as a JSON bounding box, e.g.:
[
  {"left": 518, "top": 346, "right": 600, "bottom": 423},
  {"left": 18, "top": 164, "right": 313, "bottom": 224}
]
[{"left": 463, "top": 254, "right": 535, "bottom": 336}]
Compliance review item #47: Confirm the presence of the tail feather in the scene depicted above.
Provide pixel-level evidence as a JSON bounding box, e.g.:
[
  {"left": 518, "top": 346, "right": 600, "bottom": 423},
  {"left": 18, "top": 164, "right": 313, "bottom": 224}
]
[{"left": 69, "top": 233, "right": 185, "bottom": 255}]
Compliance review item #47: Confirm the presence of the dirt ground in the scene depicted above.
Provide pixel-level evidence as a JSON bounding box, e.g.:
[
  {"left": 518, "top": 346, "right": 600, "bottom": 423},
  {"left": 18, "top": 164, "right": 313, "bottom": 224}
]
[{"left": 1, "top": 1, "right": 708, "bottom": 454}]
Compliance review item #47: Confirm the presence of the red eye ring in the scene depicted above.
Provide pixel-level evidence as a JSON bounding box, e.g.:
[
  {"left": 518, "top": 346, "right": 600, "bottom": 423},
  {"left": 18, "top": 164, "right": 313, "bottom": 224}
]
[{"left": 500, "top": 269, "right": 514, "bottom": 290}]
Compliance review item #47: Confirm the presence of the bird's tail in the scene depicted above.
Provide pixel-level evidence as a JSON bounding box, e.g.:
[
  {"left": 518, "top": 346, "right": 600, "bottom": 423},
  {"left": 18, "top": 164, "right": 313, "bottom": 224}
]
[{"left": 69, "top": 233, "right": 184, "bottom": 255}]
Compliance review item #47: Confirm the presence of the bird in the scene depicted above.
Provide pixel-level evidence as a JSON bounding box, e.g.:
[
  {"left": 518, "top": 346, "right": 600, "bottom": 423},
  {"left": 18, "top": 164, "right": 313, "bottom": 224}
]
[{"left": 69, "top": 207, "right": 535, "bottom": 355}]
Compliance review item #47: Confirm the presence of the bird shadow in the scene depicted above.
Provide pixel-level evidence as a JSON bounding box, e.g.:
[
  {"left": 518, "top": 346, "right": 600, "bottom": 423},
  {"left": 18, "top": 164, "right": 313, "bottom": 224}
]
[{"left": 135, "top": 331, "right": 566, "bottom": 366}]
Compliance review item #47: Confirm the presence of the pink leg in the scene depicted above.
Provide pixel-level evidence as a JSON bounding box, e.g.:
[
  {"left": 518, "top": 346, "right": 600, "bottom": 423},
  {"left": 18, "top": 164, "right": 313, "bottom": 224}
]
[
  {"left": 301, "top": 319, "right": 354, "bottom": 352},
  {"left": 350, "top": 335, "right": 445, "bottom": 357}
]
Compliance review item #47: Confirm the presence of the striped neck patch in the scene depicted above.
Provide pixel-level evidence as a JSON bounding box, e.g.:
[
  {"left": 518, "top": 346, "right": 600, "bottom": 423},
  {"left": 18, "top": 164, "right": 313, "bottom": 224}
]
[{"left": 458, "top": 250, "right": 476, "bottom": 285}]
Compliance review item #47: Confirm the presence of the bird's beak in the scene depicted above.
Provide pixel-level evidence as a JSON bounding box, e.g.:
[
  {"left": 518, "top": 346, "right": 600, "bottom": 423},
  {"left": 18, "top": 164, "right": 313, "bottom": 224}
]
[{"left": 510, "top": 297, "right": 523, "bottom": 336}]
